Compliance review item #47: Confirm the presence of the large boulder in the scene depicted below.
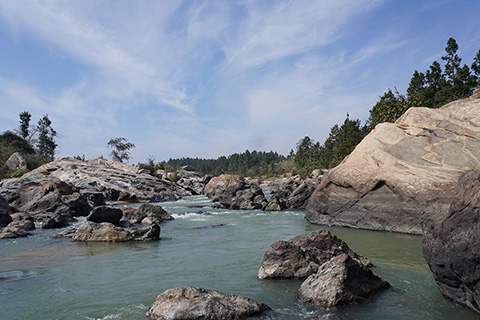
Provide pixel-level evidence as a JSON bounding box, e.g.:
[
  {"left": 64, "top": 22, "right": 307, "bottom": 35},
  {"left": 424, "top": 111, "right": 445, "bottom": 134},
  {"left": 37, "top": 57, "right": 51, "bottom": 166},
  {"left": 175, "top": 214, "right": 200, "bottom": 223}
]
[
  {"left": 203, "top": 174, "right": 245, "bottom": 199},
  {"left": 5, "top": 152, "right": 28, "bottom": 171},
  {"left": 72, "top": 221, "right": 134, "bottom": 242},
  {"left": 145, "top": 287, "right": 271, "bottom": 320},
  {"left": 305, "top": 96, "right": 480, "bottom": 234},
  {"left": 422, "top": 170, "right": 480, "bottom": 313},
  {"left": 258, "top": 230, "right": 371, "bottom": 279},
  {"left": 0, "top": 195, "right": 13, "bottom": 227},
  {"left": 297, "top": 253, "right": 390, "bottom": 308}
]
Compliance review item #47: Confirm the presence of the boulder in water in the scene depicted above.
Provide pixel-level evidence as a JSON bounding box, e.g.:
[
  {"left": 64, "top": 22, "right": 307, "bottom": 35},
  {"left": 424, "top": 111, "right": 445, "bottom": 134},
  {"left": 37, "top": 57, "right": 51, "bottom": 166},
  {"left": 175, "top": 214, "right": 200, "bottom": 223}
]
[
  {"left": 145, "top": 286, "right": 271, "bottom": 320},
  {"left": 297, "top": 253, "right": 390, "bottom": 308},
  {"left": 258, "top": 230, "right": 371, "bottom": 279}
]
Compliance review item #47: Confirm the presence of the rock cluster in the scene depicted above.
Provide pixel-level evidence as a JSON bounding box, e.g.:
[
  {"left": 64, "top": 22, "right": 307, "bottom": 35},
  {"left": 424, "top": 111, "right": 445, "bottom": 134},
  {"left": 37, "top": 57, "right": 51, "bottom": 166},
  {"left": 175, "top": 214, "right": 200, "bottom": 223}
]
[
  {"left": 203, "top": 174, "right": 268, "bottom": 210},
  {"left": 264, "top": 175, "right": 322, "bottom": 211},
  {"left": 0, "top": 157, "right": 200, "bottom": 239},
  {"left": 305, "top": 97, "right": 480, "bottom": 234},
  {"left": 258, "top": 230, "right": 371, "bottom": 279},
  {"left": 422, "top": 170, "right": 480, "bottom": 313},
  {"left": 203, "top": 173, "right": 322, "bottom": 211},
  {"left": 145, "top": 286, "right": 271, "bottom": 320},
  {"left": 258, "top": 230, "right": 388, "bottom": 309}
]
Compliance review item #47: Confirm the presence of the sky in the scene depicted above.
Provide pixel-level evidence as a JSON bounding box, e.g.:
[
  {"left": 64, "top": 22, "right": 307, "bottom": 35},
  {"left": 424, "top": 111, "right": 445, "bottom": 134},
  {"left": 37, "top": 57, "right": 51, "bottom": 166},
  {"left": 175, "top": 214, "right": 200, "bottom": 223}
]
[{"left": 1, "top": 0, "right": 480, "bottom": 164}]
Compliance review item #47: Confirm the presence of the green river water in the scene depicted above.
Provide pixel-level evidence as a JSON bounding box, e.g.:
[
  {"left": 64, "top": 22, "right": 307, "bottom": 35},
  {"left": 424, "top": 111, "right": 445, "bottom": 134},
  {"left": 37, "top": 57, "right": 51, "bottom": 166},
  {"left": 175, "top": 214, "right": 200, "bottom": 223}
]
[{"left": 1, "top": 194, "right": 479, "bottom": 320}]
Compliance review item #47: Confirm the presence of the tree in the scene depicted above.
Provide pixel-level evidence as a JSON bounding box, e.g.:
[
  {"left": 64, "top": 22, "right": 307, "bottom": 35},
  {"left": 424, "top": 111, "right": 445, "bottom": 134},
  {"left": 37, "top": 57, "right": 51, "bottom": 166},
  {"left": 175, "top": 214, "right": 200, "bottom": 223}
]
[
  {"left": 472, "top": 49, "right": 480, "bottom": 86},
  {"left": 367, "top": 89, "right": 408, "bottom": 130},
  {"left": 36, "top": 115, "right": 57, "bottom": 162},
  {"left": 442, "top": 37, "right": 461, "bottom": 81},
  {"left": 19, "top": 111, "right": 31, "bottom": 139},
  {"left": 107, "top": 137, "right": 135, "bottom": 163}
]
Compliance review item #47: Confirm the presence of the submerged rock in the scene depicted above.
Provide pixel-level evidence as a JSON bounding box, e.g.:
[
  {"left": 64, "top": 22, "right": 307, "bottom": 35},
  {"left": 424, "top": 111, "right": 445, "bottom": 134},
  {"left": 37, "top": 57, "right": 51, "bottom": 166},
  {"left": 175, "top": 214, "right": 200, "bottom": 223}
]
[
  {"left": 145, "top": 286, "right": 271, "bottom": 320},
  {"left": 422, "top": 170, "right": 480, "bottom": 313},
  {"left": 258, "top": 230, "right": 371, "bottom": 279},
  {"left": 305, "top": 96, "right": 480, "bottom": 234},
  {"left": 297, "top": 253, "right": 390, "bottom": 308}
]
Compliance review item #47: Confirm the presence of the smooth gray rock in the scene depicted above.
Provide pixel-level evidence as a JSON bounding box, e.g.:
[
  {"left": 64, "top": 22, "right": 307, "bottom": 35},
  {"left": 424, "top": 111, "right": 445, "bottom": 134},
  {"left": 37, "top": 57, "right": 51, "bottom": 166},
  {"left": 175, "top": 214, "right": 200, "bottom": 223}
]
[
  {"left": 145, "top": 287, "right": 271, "bottom": 320},
  {"left": 5, "top": 152, "right": 27, "bottom": 171}
]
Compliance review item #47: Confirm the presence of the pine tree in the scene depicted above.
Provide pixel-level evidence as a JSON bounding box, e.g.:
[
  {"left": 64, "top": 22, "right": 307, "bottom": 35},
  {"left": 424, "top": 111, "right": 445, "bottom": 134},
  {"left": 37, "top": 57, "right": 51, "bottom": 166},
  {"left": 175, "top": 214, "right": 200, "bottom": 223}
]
[
  {"left": 19, "top": 111, "right": 31, "bottom": 139},
  {"left": 107, "top": 137, "right": 135, "bottom": 163},
  {"left": 36, "top": 115, "right": 57, "bottom": 162}
]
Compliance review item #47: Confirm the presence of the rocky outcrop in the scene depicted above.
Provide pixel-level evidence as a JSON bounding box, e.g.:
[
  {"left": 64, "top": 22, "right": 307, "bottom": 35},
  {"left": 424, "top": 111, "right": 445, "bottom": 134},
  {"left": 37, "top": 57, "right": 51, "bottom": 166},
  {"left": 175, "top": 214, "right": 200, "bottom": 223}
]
[
  {"left": 145, "top": 287, "right": 271, "bottom": 320},
  {"left": 305, "top": 314, "right": 344, "bottom": 320},
  {"left": 305, "top": 96, "right": 480, "bottom": 234},
  {"left": 422, "top": 170, "right": 480, "bottom": 313},
  {"left": 25, "top": 157, "right": 192, "bottom": 203},
  {"left": 258, "top": 230, "right": 371, "bottom": 279},
  {"left": 204, "top": 174, "right": 268, "bottom": 210},
  {"left": 297, "top": 253, "right": 390, "bottom": 308},
  {"left": 5, "top": 152, "right": 27, "bottom": 171}
]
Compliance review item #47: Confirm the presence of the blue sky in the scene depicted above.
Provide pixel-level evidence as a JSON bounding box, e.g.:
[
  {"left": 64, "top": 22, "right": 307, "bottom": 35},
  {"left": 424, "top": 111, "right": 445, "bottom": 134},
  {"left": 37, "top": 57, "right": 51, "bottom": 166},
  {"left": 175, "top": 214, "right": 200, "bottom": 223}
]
[{"left": 1, "top": 0, "right": 479, "bottom": 164}]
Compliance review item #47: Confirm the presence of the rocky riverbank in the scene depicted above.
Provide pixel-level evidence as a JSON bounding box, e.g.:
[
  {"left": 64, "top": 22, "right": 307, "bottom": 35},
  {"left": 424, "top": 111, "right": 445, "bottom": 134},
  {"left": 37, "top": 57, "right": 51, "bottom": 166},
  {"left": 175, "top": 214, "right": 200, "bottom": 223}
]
[{"left": 0, "top": 157, "right": 203, "bottom": 239}]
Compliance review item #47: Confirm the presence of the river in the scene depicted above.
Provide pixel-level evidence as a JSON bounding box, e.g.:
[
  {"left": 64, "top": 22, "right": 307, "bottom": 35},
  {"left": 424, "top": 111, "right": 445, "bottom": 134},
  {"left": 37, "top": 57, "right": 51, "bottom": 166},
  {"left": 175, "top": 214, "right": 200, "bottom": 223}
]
[{"left": 0, "top": 194, "right": 478, "bottom": 320}]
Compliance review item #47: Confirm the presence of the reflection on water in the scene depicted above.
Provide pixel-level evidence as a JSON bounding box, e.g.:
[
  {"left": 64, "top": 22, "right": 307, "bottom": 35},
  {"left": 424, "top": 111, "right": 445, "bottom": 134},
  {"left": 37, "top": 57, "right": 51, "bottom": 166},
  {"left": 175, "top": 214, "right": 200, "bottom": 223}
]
[{"left": 1, "top": 195, "right": 478, "bottom": 320}]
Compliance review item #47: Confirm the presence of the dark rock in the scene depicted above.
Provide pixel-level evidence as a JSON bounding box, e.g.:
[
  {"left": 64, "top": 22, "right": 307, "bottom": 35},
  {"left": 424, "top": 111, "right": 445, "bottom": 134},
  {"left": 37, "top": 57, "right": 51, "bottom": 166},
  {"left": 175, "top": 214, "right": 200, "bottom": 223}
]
[
  {"left": 192, "top": 224, "right": 227, "bottom": 229},
  {"left": 0, "top": 196, "right": 13, "bottom": 227},
  {"left": 87, "top": 206, "right": 123, "bottom": 226},
  {"left": 422, "top": 170, "right": 480, "bottom": 313},
  {"left": 145, "top": 286, "right": 271, "bottom": 320},
  {"left": 265, "top": 177, "right": 320, "bottom": 211},
  {"left": 297, "top": 253, "right": 390, "bottom": 308},
  {"left": 42, "top": 215, "right": 69, "bottom": 229},
  {"left": 258, "top": 230, "right": 371, "bottom": 279},
  {"left": 305, "top": 314, "right": 344, "bottom": 320}
]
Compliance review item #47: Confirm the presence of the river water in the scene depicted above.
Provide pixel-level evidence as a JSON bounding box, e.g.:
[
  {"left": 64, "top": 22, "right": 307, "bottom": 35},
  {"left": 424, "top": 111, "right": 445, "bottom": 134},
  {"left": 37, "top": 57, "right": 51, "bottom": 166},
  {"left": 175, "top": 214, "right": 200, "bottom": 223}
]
[{"left": 1, "top": 195, "right": 478, "bottom": 320}]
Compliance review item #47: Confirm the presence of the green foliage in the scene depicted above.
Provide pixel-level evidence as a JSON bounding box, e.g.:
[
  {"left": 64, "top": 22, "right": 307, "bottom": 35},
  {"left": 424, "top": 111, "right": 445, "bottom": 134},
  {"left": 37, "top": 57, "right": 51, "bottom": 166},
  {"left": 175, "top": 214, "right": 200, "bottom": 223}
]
[
  {"left": 367, "top": 89, "right": 408, "bottom": 130},
  {"left": 0, "top": 131, "right": 38, "bottom": 179},
  {"left": 107, "top": 137, "right": 135, "bottom": 163},
  {"left": 36, "top": 115, "right": 57, "bottom": 162}
]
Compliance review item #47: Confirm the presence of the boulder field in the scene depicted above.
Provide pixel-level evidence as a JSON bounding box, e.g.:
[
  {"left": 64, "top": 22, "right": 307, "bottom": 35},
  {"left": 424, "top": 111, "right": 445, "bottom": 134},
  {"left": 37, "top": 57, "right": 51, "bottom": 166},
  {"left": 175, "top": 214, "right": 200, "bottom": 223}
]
[{"left": 305, "top": 95, "right": 480, "bottom": 234}]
